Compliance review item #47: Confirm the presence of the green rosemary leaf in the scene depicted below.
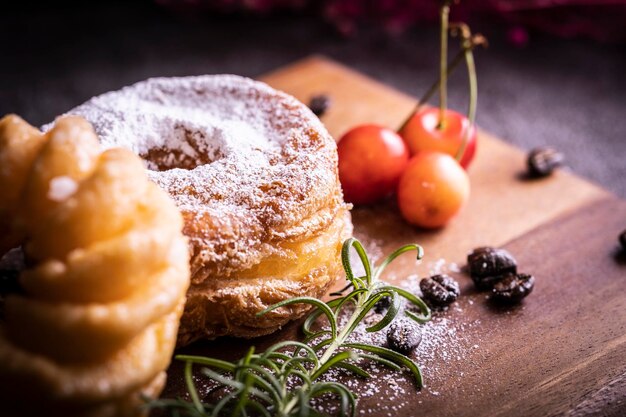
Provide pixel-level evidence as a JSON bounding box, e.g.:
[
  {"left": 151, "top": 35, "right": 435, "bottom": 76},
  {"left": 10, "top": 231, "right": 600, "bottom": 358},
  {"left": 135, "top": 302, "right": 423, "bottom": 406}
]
[
  {"left": 341, "top": 293, "right": 383, "bottom": 336},
  {"left": 184, "top": 361, "right": 204, "bottom": 412},
  {"left": 262, "top": 340, "right": 319, "bottom": 369},
  {"left": 309, "top": 382, "right": 356, "bottom": 417},
  {"left": 312, "top": 337, "right": 333, "bottom": 352},
  {"left": 325, "top": 296, "right": 344, "bottom": 309},
  {"left": 245, "top": 399, "right": 272, "bottom": 417},
  {"left": 211, "top": 391, "right": 237, "bottom": 417},
  {"left": 332, "top": 287, "right": 368, "bottom": 314},
  {"left": 257, "top": 296, "right": 337, "bottom": 340},
  {"left": 176, "top": 355, "right": 236, "bottom": 372},
  {"left": 376, "top": 285, "right": 431, "bottom": 323},
  {"left": 296, "top": 389, "right": 309, "bottom": 417},
  {"left": 302, "top": 310, "right": 324, "bottom": 336},
  {"left": 201, "top": 368, "right": 274, "bottom": 404},
  {"left": 234, "top": 347, "right": 255, "bottom": 381},
  {"left": 302, "top": 330, "right": 331, "bottom": 345},
  {"left": 302, "top": 301, "right": 340, "bottom": 336},
  {"left": 279, "top": 357, "right": 313, "bottom": 376},
  {"left": 311, "top": 351, "right": 358, "bottom": 380},
  {"left": 350, "top": 275, "right": 368, "bottom": 291},
  {"left": 355, "top": 353, "right": 402, "bottom": 371},
  {"left": 263, "top": 340, "right": 318, "bottom": 358},
  {"left": 290, "top": 369, "right": 313, "bottom": 386},
  {"left": 334, "top": 362, "right": 372, "bottom": 378},
  {"left": 403, "top": 308, "right": 430, "bottom": 324},
  {"left": 341, "top": 238, "right": 372, "bottom": 287},
  {"left": 233, "top": 388, "right": 249, "bottom": 417},
  {"left": 364, "top": 291, "right": 401, "bottom": 332},
  {"left": 233, "top": 364, "right": 282, "bottom": 403},
  {"left": 256, "top": 354, "right": 285, "bottom": 373},
  {"left": 343, "top": 343, "right": 423, "bottom": 388},
  {"left": 372, "top": 243, "right": 424, "bottom": 281}
]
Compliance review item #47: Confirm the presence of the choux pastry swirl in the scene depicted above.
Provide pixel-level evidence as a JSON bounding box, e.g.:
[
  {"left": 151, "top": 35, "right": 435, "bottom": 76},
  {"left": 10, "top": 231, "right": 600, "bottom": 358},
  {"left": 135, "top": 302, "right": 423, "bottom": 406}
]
[{"left": 0, "top": 115, "right": 190, "bottom": 416}]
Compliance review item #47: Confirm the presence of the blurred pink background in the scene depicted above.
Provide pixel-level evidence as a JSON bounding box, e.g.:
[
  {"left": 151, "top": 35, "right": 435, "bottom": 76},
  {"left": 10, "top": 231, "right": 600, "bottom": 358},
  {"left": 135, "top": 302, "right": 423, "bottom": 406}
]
[{"left": 157, "top": 0, "right": 626, "bottom": 42}]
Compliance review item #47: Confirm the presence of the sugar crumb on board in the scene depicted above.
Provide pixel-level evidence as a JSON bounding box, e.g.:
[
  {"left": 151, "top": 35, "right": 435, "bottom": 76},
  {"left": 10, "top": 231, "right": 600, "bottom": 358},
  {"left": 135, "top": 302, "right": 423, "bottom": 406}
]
[{"left": 309, "top": 261, "right": 481, "bottom": 415}]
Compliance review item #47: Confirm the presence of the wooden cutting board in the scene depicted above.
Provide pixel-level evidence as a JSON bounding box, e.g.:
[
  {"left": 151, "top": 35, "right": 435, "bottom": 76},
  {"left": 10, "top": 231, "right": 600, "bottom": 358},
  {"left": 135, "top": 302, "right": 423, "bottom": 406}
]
[{"left": 162, "top": 56, "right": 626, "bottom": 416}]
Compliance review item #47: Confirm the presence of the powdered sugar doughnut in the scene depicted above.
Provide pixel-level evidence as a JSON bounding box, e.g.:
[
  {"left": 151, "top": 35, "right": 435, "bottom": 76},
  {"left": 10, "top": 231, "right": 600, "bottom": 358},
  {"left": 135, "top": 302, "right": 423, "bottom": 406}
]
[{"left": 59, "top": 75, "right": 352, "bottom": 344}]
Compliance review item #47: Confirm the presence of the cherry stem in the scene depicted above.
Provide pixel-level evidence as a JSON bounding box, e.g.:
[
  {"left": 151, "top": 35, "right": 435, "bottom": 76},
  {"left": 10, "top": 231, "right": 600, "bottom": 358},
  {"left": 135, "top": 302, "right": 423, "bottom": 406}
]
[
  {"left": 421, "top": 51, "right": 463, "bottom": 106},
  {"left": 438, "top": 2, "right": 451, "bottom": 129},
  {"left": 452, "top": 25, "right": 485, "bottom": 162},
  {"left": 454, "top": 47, "right": 476, "bottom": 162},
  {"left": 397, "top": 51, "right": 465, "bottom": 133}
]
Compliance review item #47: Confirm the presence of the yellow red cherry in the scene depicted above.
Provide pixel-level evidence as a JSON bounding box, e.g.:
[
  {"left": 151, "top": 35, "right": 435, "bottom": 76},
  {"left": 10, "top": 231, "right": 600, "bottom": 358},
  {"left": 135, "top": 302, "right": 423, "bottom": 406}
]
[
  {"left": 337, "top": 124, "right": 410, "bottom": 205},
  {"left": 399, "top": 107, "right": 477, "bottom": 169},
  {"left": 397, "top": 151, "right": 470, "bottom": 228}
]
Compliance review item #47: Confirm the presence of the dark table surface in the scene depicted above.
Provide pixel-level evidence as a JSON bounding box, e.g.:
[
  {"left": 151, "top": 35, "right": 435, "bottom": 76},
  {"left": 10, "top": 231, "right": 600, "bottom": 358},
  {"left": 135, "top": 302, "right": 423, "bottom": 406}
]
[{"left": 2, "top": 1, "right": 625, "bottom": 197}]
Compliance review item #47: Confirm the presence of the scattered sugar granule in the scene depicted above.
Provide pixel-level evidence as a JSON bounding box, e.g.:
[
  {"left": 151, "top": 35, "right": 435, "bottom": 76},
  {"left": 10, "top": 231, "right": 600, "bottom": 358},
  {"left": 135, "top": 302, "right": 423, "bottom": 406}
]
[{"left": 48, "top": 176, "right": 78, "bottom": 201}]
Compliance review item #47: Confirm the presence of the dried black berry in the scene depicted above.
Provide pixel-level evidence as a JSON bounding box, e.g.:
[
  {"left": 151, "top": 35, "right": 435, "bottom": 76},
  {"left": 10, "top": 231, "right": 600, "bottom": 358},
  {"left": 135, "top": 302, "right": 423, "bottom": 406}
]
[
  {"left": 467, "top": 247, "right": 517, "bottom": 290},
  {"left": 308, "top": 94, "right": 331, "bottom": 117},
  {"left": 492, "top": 273, "right": 535, "bottom": 303},
  {"left": 527, "top": 147, "right": 564, "bottom": 177},
  {"left": 619, "top": 230, "right": 626, "bottom": 250},
  {"left": 386, "top": 317, "right": 422, "bottom": 355},
  {"left": 420, "top": 274, "right": 460, "bottom": 306},
  {"left": 374, "top": 295, "right": 392, "bottom": 313}
]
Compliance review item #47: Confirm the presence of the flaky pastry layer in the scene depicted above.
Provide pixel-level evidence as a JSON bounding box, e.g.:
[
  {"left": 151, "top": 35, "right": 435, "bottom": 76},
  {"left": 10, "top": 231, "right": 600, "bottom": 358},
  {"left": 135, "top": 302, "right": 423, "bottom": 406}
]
[{"left": 178, "top": 208, "right": 352, "bottom": 346}]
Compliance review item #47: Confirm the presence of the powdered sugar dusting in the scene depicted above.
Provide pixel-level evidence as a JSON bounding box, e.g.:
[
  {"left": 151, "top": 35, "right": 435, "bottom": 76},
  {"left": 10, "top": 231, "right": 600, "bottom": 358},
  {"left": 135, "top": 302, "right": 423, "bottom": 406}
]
[
  {"left": 60, "top": 76, "right": 292, "bottom": 156},
  {"left": 427, "top": 258, "right": 462, "bottom": 276},
  {"left": 310, "top": 267, "right": 479, "bottom": 415},
  {"left": 48, "top": 75, "right": 346, "bottom": 276},
  {"left": 47, "top": 176, "right": 78, "bottom": 201}
]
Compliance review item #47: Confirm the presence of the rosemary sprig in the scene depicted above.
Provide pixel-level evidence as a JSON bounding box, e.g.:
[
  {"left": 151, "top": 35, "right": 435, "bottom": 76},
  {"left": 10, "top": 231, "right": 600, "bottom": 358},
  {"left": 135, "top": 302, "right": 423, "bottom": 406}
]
[{"left": 150, "top": 238, "right": 431, "bottom": 416}]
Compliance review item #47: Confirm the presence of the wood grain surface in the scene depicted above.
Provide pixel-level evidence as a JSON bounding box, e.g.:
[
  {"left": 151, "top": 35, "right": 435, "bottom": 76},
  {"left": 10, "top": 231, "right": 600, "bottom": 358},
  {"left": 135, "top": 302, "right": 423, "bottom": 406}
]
[{"left": 162, "top": 56, "right": 626, "bottom": 416}]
